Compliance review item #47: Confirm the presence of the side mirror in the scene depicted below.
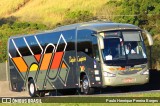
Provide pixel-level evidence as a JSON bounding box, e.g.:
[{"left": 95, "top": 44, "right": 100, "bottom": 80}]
[
  {"left": 143, "top": 30, "right": 153, "bottom": 46},
  {"left": 143, "top": 30, "right": 153, "bottom": 69},
  {"left": 98, "top": 36, "right": 104, "bottom": 49}
]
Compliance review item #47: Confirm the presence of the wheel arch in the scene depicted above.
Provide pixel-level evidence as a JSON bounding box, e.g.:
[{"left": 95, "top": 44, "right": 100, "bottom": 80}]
[
  {"left": 80, "top": 72, "right": 91, "bottom": 87},
  {"left": 28, "top": 77, "right": 33, "bottom": 82}
]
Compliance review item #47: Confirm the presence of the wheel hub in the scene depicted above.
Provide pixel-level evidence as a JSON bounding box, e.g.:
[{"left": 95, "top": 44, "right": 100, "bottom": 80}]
[
  {"left": 30, "top": 83, "right": 34, "bottom": 94},
  {"left": 83, "top": 79, "right": 89, "bottom": 89}
]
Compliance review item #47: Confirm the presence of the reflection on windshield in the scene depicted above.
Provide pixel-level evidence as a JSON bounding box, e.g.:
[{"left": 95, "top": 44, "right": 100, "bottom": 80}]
[
  {"left": 122, "top": 31, "right": 147, "bottom": 59},
  {"left": 124, "top": 41, "right": 147, "bottom": 59},
  {"left": 102, "top": 31, "right": 147, "bottom": 63},
  {"left": 103, "top": 38, "right": 125, "bottom": 61}
]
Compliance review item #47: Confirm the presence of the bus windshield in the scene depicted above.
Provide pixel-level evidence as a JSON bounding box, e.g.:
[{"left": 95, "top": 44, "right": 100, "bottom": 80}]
[{"left": 102, "top": 31, "right": 147, "bottom": 66}]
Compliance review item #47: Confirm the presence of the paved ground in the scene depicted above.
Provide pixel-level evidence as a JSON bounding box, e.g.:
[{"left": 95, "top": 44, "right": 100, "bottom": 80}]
[
  {"left": 0, "top": 81, "right": 29, "bottom": 97},
  {"left": 0, "top": 81, "right": 160, "bottom": 97}
]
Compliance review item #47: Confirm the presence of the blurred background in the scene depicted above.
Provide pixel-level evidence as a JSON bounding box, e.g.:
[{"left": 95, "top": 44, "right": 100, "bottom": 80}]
[{"left": 0, "top": 0, "right": 159, "bottom": 70}]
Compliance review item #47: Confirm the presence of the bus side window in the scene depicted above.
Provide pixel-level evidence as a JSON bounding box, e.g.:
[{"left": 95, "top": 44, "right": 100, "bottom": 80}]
[
  {"left": 26, "top": 36, "right": 42, "bottom": 55},
  {"left": 9, "top": 39, "right": 20, "bottom": 57},
  {"left": 92, "top": 36, "right": 100, "bottom": 61},
  {"left": 62, "top": 29, "right": 75, "bottom": 51},
  {"left": 77, "top": 30, "right": 93, "bottom": 57},
  {"left": 14, "top": 37, "right": 32, "bottom": 56}
]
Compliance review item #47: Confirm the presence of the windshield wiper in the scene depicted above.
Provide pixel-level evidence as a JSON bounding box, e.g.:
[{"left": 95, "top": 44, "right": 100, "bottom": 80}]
[{"left": 113, "top": 57, "right": 126, "bottom": 60}]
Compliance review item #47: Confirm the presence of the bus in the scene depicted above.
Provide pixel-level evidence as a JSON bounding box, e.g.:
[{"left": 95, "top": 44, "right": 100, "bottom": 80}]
[{"left": 8, "top": 21, "right": 153, "bottom": 97}]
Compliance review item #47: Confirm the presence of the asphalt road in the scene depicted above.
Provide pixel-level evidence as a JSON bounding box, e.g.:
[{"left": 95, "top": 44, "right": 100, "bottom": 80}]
[
  {"left": 46, "top": 85, "right": 160, "bottom": 97},
  {"left": 1, "top": 82, "right": 160, "bottom": 97}
]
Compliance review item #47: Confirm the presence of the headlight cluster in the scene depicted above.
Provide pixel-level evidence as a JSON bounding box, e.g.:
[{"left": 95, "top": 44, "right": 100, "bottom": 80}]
[{"left": 141, "top": 69, "right": 149, "bottom": 75}]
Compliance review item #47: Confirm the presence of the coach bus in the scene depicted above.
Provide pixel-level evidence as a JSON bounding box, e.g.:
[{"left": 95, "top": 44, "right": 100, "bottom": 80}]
[{"left": 8, "top": 21, "right": 153, "bottom": 97}]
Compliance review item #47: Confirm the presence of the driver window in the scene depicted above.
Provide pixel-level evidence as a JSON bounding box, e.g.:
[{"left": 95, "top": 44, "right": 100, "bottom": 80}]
[
  {"left": 103, "top": 38, "right": 120, "bottom": 60},
  {"left": 125, "top": 42, "right": 137, "bottom": 54}
]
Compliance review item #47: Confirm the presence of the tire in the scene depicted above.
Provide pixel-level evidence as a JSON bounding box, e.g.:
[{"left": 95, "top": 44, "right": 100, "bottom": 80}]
[
  {"left": 28, "top": 79, "right": 46, "bottom": 97},
  {"left": 81, "top": 75, "right": 94, "bottom": 95},
  {"left": 28, "top": 79, "right": 38, "bottom": 97}
]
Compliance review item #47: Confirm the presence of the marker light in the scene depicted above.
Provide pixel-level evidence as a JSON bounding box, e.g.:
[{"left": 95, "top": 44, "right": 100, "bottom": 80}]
[{"left": 141, "top": 69, "right": 149, "bottom": 75}]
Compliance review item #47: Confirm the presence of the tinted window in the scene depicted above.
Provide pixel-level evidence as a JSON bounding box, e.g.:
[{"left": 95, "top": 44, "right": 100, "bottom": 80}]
[
  {"left": 36, "top": 31, "right": 75, "bottom": 53},
  {"left": 36, "top": 32, "right": 60, "bottom": 53},
  {"left": 9, "top": 39, "right": 20, "bottom": 57},
  {"left": 25, "top": 36, "right": 42, "bottom": 54},
  {"left": 14, "top": 37, "right": 32, "bottom": 56},
  {"left": 77, "top": 30, "right": 93, "bottom": 57},
  {"left": 62, "top": 29, "right": 75, "bottom": 51}
]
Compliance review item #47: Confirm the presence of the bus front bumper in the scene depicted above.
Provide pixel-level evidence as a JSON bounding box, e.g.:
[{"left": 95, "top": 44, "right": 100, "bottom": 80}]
[{"left": 102, "top": 74, "right": 149, "bottom": 87}]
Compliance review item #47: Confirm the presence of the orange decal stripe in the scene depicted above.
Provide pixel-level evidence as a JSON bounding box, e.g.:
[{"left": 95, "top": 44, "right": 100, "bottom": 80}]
[
  {"left": 109, "top": 68, "right": 116, "bottom": 71},
  {"left": 40, "top": 53, "right": 52, "bottom": 70},
  {"left": 117, "top": 67, "right": 126, "bottom": 71},
  {"left": 51, "top": 52, "right": 64, "bottom": 69},
  {"left": 34, "top": 54, "right": 41, "bottom": 62},
  {"left": 12, "top": 57, "right": 28, "bottom": 72},
  {"left": 62, "top": 62, "right": 67, "bottom": 68}
]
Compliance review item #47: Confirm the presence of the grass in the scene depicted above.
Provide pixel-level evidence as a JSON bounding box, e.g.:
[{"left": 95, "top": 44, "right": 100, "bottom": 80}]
[
  {"left": 0, "top": 103, "right": 159, "bottom": 106},
  {"left": 111, "top": 92, "right": 160, "bottom": 97},
  {"left": 0, "top": 0, "right": 109, "bottom": 27},
  {"left": 1, "top": 92, "right": 160, "bottom": 106},
  {"left": 0, "top": 0, "right": 26, "bottom": 16}
]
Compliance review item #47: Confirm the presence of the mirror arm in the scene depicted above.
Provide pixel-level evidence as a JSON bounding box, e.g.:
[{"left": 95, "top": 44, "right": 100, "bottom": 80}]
[
  {"left": 143, "top": 30, "right": 153, "bottom": 69},
  {"left": 143, "top": 30, "right": 153, "bottom": 46}
]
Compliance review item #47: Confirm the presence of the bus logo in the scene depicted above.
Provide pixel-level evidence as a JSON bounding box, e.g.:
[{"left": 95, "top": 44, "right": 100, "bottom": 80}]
[{"left": 9, "top": 34, "right": 70, "bottom": 88}]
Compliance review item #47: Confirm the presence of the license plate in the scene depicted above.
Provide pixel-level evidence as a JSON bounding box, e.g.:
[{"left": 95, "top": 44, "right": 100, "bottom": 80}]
[{"left": 123, "top": 78, "right": 136, "bottom": 83}]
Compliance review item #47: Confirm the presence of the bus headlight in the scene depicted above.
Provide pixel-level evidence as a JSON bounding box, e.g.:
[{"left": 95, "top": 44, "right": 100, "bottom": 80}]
[
  {"left": 141, "top": 69, "right": 149, "bottom": 75},
  {"left": 103, "top": 72, "right": 116, "bottom": 77}
]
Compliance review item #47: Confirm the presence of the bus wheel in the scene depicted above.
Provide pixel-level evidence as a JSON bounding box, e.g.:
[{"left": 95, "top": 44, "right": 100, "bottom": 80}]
[
  {"left": 82, "top": 75, "right": 94, "bottom": 95},
  {"left": 28, "top": 79, "right": 38, "bottom": 97}
]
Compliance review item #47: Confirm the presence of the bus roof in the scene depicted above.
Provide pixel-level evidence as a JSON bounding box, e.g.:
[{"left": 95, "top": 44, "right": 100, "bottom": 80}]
[
  {"left": 55, "top": 21, "right": 141, "bottom": 32},
  {"left": 9, "top": 21, "right": 141, "bottom": 39}
]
